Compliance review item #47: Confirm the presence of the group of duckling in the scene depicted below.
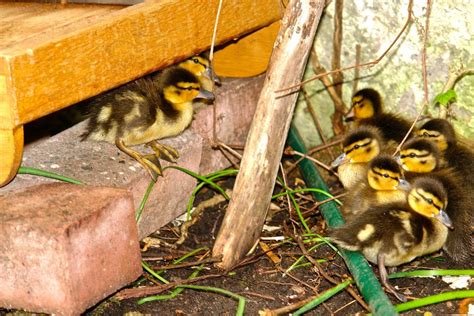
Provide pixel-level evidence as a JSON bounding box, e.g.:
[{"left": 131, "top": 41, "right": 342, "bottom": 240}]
[
  {"left": 81, "top": 55, "right": 219, "bottom": 181},
  {"left": 328, "top": 88, "right": 473, "bottom": 302}
]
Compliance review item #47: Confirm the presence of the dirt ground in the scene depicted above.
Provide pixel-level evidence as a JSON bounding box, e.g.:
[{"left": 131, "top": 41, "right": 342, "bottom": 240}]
[
  {"left": 83, "top": 169, "right": 472, "bottom": 316},
  {"left": 1, "top": 144, "right": 472, "bottom": 315}
]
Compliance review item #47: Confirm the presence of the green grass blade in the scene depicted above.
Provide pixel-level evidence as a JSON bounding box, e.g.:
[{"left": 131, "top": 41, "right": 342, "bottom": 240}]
[
  {"left": 389, "top": 269, "right": 474, "bottom": 279},
  {"left": 164, "top": 165, "right": 230, "bottom": 199},
  {"left": 176, "top": 285, "right": 246, "bottom": 316},
  {"left": 138, "top": 265, "right": 204, "bottom": 304},
  {"left": 172, "top": 247, "right": 208, "bottom": 264},
  {"left": 141, "top": 261, "right": 169, "bottom": 284},
  {"left": 18, "top": 166, "right": 83, "bottom": 184},
  {"left": 293, "top": 280, "right": 352, "bottom": 315},
  {"left": 272, "top": 188, "right": 342, "bottom": 205},
  {"left": 135, "top": 179, "right": 155, "bottom": 222},
  {"left": 185, "top": 170, "right": 236, "bottom": 218},
  {"left": 393, "top": 290, "right": 474, "bottom": 313}
]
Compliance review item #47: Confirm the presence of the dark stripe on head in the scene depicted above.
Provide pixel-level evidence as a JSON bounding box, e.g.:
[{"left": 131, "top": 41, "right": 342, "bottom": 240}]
[
  {"left": 401, "top": 138, "right": 440, "bottom": 159},
  {"left": 369, "top": 154, "right": 401, "bottom": 174},
  {"left": 352, "top": 88, "right": 383, "bottom": 114},
  {"left": 343, "top": 126, "right": 382, "bottom": 147},
  {"left": 420, "top": 119, "right": 456, "bottom": 146}
]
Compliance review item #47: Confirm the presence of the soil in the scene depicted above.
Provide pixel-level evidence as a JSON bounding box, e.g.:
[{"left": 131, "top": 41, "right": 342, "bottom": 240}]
[{"left": 83, "top": 164, "right": 472, "bottom": 316}]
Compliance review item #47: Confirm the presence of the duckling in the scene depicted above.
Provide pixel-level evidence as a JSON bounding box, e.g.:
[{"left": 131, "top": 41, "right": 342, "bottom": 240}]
[
  {"left": 398, "top": 138, "right": 446, "bottom": 173},
  {"left": 176, "top": 55, "right": 221, "bottom": 92},
  {"left": 341, "top": 154, "right": 410, "bottom": 220},
  {"left": 346, "top": 88, "right": 413, "bottom": 144},
  {"left": 398, "top": 138, "right": 473, "bottom": 264},
  {"left": 416, "top": 118, "right": 474, "bottom": 181},
  {"left": 82, "top": 66, "right": 214, "bottom": 180},
  {"left": 329, "top": 177, "right": 453, "bottom": 301},
  {"left": 331, "top": 126, "right": 393, "bottom": 189}
]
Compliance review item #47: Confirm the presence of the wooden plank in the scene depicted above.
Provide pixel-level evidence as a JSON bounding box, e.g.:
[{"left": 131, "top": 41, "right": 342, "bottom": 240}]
[
  {"left": 0, "top": 3, "right": 122, "bottom": 49},
  {"left": 0, "top": 59, "right": 24, "bottom": 186},
  {"left": 1, "top": 0, "right": 281, "bottom": 126},
  {"left": 212, "top": 0, "right": 324, "bottom": 269},
  {"left": 214, "top": 21, "right": 280, "bottom": 77}
]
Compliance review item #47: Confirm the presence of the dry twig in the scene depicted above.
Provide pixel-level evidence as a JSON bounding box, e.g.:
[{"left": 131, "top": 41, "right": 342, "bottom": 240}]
[
  {"left": 294, "top": 235, "right": 370, "bottom": 312},
  {"left": 394, "top": 0, "right": 431, "bottom": 155},
  {"left": 352, "top": 44, "right": 361, "bottom": 95},
  {"left": 276, "top": 0, "right": 414, "bottom": 93}
]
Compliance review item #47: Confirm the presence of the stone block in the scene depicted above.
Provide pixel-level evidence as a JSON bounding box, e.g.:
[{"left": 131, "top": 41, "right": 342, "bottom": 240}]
[{"left": 0, "top": 183, "right": 141, "bottom": 315}]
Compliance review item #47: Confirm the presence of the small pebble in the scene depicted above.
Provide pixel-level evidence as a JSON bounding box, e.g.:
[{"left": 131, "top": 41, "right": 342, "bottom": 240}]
[
  {"left": 50, "top": 164, "right": 60, "bottom": 169},
  {"left": 129, "top": 166, "right": 136, "bottom": 172}
]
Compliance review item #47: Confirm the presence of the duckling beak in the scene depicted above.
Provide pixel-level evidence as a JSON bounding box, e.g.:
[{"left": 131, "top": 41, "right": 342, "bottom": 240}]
[
  {"left": 204, "top": 66, "right": 221, "bottom": 86},
  {"left": 436, "top": 210, "right": 454, "bottom": 229},
  {"left": 331, "top": 153, "right": 348, "bottom": 168},
  {"left": 196, "top": 89, "right": 215, "bottom": 101},
  {"left": 396, "top": 178, "right": 411, "bottom": 191},
  {"left": 344, "top": 108, "right": 355, "bottom": 122},
  {"left": 395, "top": 155, "right": 402, "bottom": 165}
]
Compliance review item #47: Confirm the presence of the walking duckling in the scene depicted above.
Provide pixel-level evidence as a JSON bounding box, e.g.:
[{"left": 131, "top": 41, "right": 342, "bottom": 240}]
[
  {"left": 82, "top": 65, "right": 214, "bottom": 180},
  {"left": 341, "top": 154, "right": 410, "bottom": 220},
  {"left": 346, "top": 88, "right": 413, "bottom": 144},
  {"left": 329, "top": 177, "right": 453, "bottom": 302},
  {"left": 398, "top": 138, "right": 473, "bottom": 264},
  {"left": 331, "top": 126, "right": 391, "bottom": 189}
]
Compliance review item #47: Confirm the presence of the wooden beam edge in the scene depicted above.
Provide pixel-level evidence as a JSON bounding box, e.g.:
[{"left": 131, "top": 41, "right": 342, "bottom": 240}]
[{"left": 6, "top": 0, "right": 281, "bottom": 126}]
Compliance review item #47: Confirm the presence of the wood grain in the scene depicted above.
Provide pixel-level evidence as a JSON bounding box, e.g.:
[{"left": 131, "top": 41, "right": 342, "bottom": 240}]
[
  {"left": 212, "top": 0, "right": 324, "bottom": 269},
  {"left": 1, "top": 0, "right": 281, "bottom": 125},
  {"left": 213, "top": 21, "right": 280, "bottom": 77}
]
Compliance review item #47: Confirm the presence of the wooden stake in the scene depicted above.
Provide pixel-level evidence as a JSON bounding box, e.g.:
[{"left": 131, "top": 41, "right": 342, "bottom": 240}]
[{"left": 212, "top": 0, "right": 324, "bottom": 270}]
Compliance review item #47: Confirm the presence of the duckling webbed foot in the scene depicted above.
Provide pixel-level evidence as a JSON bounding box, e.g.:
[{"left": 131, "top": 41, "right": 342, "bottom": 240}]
[
  {"left": 116, "top": 139, "right": 162, "bottom": 181},
  {"left": 147, "top": 140, "right": 180, "bottom": 163},
  {"left": 378, "top": 253, "right": 407, "bottom": 302}
]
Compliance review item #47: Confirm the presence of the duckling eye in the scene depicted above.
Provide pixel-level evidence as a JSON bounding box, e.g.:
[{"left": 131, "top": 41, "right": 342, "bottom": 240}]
[
  {"left": 427, "top": 199, "right": 433, "bottom": 205},
  {"left": 383, "top": 174, "right": 389, "bottom": 178},
  {"left": 423, "top": 132, "right": 430, "bottom": 137},
  {"left": 354, "top": 144, "right": 360, "bottom": 149},
  {"left": 409, "top": 153, "right": 416, "bottom": 158},
  {"left": 192, "top": 58, "right": 199, "bottom": 64}
]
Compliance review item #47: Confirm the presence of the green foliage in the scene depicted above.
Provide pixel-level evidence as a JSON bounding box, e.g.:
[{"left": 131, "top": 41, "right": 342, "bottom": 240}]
[{"left": 434, "top": 89, "right": 457, "bottom": 106}]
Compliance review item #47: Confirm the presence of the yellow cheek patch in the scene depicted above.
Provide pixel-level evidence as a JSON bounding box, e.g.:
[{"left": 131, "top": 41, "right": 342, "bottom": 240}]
[
  {"left": 408, "top": 189, "right": 445, "bottom": 217},
  {"left": 353, "top": 99, "right": 374, "bottom": 119},
  {"left": 399, "top": 149, "right": 436, "bottom": 173},
  {"left": 368, "top": 168, "right": 400, "bottom": 190},
  {"left": 164, "top": 84, "right": 200, "bottom": 104},
  {"left": 345, "top": 139, "right": 379, "bottom": 163}
]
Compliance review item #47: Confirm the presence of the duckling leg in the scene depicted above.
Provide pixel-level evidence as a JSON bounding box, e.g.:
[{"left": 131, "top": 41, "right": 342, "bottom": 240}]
[
  {"left": 377, "top": 253, "right": 407, "bottom": 302},
  {"left": 116, "top": 139, "right": 162, "bottom": 181},
  {"left": 147, "top": 140, "right": 180, "bottom": 163}
]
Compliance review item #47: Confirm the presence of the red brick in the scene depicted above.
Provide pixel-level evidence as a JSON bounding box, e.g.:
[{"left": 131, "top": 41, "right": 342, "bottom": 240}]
[{"left": 0, "top": 183, "right": 141, "bottom": 315}]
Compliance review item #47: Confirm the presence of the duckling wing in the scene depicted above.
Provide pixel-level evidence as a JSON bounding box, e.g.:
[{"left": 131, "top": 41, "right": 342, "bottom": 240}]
[{"left": 81, "top": 81, "right": 158, "bottom": 143}]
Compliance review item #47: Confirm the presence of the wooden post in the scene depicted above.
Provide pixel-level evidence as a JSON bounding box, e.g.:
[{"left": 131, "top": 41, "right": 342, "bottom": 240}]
[{"left": 213, "top": 0, "right": 324, "bottom": 269}]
